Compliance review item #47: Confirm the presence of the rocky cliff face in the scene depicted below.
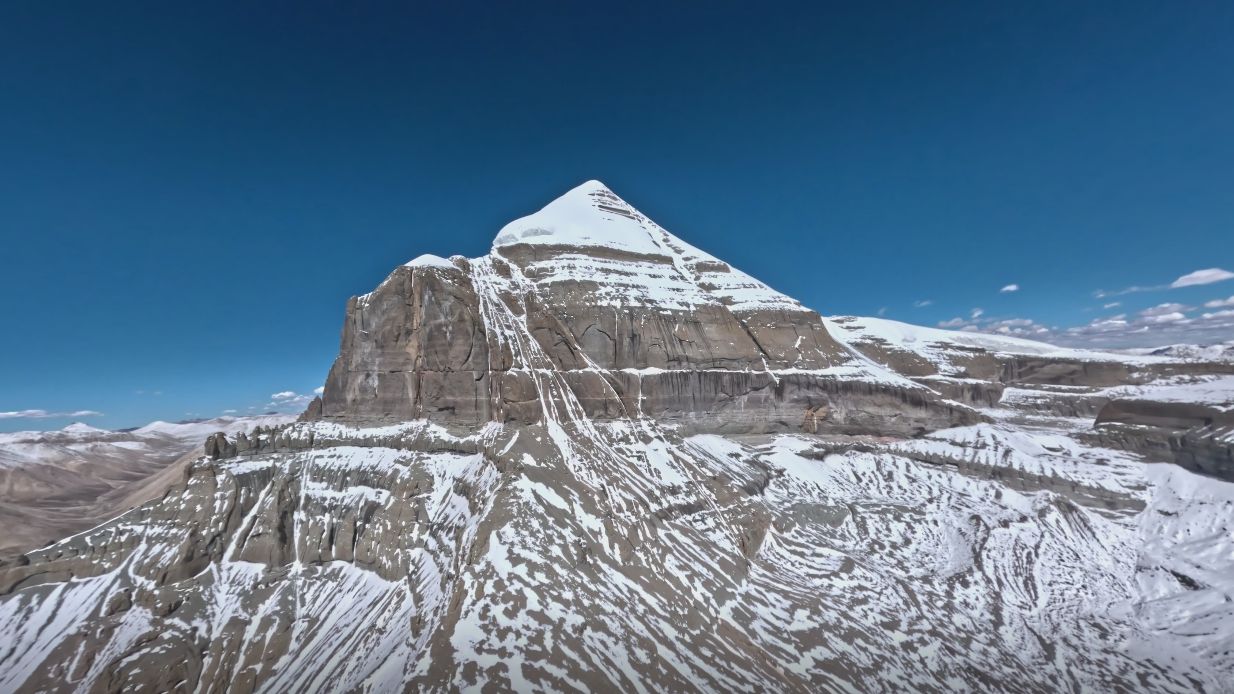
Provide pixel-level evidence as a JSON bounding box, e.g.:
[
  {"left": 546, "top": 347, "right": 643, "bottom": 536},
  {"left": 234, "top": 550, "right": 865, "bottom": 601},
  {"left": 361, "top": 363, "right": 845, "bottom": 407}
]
[{"left": 2, "top": 182, "right": 1233, "bottom": 693}]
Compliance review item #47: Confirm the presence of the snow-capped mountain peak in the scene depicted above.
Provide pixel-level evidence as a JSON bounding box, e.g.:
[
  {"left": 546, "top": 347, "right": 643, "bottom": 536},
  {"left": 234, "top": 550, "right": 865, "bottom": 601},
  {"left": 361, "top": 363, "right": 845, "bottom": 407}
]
[
  {"left": 486, "top": 179, "right": 804, "bottom": 314},
  {"left": 492, "top": 178, "right": 667, "bottom": 255}
]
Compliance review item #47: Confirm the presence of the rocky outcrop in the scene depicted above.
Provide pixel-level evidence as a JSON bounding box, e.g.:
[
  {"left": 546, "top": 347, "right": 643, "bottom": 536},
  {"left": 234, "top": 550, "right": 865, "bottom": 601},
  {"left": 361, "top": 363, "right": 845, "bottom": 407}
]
[
  {"left": 1096, "top": 398, "right": 1234, "bottom": 430},
  {"left": 1088, "top": 397, "right": 1234, "bottom": 481},
  {"left": 1086, "top": 423, "right": 1234, "bottom": 481}
]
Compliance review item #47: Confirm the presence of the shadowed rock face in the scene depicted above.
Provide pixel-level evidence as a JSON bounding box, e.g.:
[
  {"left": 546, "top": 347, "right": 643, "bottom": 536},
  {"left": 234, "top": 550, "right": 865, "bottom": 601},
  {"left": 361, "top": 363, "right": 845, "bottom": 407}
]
[
  {"left": 2, "top": 182, "right": 1233, "bottom": 693},
  {"left": 1090, "top": 396, "right": 1234, "bottom": 480},
  {"left": 321, "top": 261, "right": 492, "bottom": 423}
]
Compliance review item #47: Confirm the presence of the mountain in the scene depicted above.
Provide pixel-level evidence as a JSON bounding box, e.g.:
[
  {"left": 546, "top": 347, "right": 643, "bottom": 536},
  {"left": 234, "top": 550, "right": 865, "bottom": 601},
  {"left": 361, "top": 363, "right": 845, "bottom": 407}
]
[
  {"left": 317, "top": 180, "right": 975, "bottom": 436},
  {"left": 0, "top": 415, "right": 295, "bottom": 558},
  {"left": 1, "top": 182, "right": 1233, "bottom": 692}
]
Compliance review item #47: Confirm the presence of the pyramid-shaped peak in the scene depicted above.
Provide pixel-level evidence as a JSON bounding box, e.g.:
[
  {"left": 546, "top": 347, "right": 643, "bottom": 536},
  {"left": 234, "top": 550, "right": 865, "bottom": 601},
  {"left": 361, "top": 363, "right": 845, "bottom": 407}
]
[
  {"left": 492, "top": 179, "right": 666, "bottom": 256},
  {"left": 575, "top": 178, "right": 613, "bottom": 194}
]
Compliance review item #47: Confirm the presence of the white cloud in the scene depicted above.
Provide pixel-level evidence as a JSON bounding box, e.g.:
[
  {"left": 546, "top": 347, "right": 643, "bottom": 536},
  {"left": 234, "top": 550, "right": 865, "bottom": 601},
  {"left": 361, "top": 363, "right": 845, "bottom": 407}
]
[
  {"left": 265, "top": 390, "right": 315, "bottom": 412},
  {"left": 1055, "top": 303, "right": 1234, "bottom": 348},
  {"left": 986, "top": 318, "right": 1051, "bottom": 337},
  {"left": 1170, "top": 268, "right": 1234, "bottom": 288},
  {"left": 940, "top": 295, "right": 1234, "bottom": 347},
  {"left": 1095, "top": 268, "right": 1234, "bottom": 299},
  {"left": 1142, "top": 312, "right": 1189, "bottom": 325},
  {"left": 1138, "top": 302, "right": 1193, "bottom": 318},
  {"left": 1204, "top": 296, "right": 1234, "bottom": 309},
  {"left": 222, "top": 409, "right": 238, "bottom": 414},
  {"left": 1103, "top": 302, "right": 1121, "bottom": 309},
  {"left": 913, "top": 299, "right": 933, "bottom": 308},
  {"left": 999, "top": 284, "right": 1019, "bottom": 293},
  {"left": 970, "top": 308, "right": 984, "bottom": 319},
  {"left": 313, "top": 386, "right": 325, "bottom": 395},
  {"left": 0, "top": 409, "right": 103, "bottom": 420}
]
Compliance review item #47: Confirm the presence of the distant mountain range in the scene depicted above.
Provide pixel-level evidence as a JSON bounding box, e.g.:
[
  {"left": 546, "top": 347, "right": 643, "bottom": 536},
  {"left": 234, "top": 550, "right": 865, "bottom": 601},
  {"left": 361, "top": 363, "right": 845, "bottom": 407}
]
[{"left": 0, "top": 414, "right": 295, "bottom": 557}]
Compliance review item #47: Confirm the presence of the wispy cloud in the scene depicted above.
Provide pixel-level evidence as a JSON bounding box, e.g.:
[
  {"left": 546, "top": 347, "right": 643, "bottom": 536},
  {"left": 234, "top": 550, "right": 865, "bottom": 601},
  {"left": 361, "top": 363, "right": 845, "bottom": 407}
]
[
  {"left": 999, "top": 284, "right": 1019, "bottom": 293},
  {"left": 970, "top": 308, "right": 984, "bottom": 319},
  {"left": 0, "top": 409, "right": 104, "bottom": 420},
  {"left": 1094, "top": 286, "right": 1150, "bottom": 299},
  {"left": 1095, "top": 267, "right": 1234, "bottom": 298},
  {"left": 1204, "top": 296, "right": 1234, "bottom": 309},
  {"left": 313, "top": 386, "right": 325, "bottom": 395},
  {"left": 1103, "top": 302, "right": 1121, "bottom": 309},
  {"left": 1170, "top": 268, "right": 1234, "bottom": 288},
  {"left": 913, "top": 299, "right": 933, "bottom": 308}
]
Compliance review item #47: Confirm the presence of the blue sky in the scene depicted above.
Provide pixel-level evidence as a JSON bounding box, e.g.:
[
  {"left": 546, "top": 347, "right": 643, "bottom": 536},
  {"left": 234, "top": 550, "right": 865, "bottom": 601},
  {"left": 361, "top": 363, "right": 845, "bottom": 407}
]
[{"left": 2, "top": 1, "right": 1233, "bottom": 431}]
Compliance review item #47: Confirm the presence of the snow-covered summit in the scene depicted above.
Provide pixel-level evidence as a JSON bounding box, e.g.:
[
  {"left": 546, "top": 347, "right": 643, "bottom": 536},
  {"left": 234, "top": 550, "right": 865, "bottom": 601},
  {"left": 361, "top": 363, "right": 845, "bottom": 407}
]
[
  {"left": 488, "top": 180, "right": 803, "bottom": 313},
  {"left": 492, "top": 179, "right": 666, "bottom": 256},
  {"left": 403, "top": 253, "right": 456, "bottom": 270}
]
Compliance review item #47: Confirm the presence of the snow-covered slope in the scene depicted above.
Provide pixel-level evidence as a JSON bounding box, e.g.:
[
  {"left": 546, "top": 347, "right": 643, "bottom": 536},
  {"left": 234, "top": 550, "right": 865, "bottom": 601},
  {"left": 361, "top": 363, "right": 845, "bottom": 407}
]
[{"left": 1, "top": 182, "right": 1232, "bottom": 692}]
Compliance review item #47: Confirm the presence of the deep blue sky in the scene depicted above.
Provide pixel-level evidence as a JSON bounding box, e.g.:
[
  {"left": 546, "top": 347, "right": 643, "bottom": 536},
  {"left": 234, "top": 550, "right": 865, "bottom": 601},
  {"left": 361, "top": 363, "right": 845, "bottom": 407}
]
[{"left": 3, "top": 1, "right": 1233, "bottom": 431}]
